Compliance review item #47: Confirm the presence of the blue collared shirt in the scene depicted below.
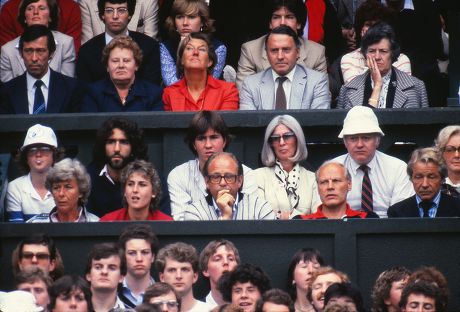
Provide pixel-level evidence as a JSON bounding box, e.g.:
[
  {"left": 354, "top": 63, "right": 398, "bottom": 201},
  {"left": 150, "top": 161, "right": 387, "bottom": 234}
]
[
  {"left": 212, "top": 193, "right": 240, "bottom": 220},
  {"left": 416, "top": 191, "right": 441, "bottom": 218},
  {"left": 121, "top": 276, "right": 155, "bottom": 306}
]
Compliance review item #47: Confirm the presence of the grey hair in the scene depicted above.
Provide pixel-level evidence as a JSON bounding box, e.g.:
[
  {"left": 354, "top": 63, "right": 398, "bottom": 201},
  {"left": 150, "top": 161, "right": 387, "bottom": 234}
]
[
  {"left": 261, "top": 115, "right": 308, "bottom": 167},
  {"left": 120, "top": 160, "right": 162, "bottom": 211},
  {"left": 407, "top": 147, "right": 445, "bottom": 179},
  {"left": 315, "top": 161, "right": 351, "bottom": 182},
  {"left": 434, "top": 125, "right": 460, "bottom": 166},
  {"left": 46, "top": 158, "right": 91, "bottom": 206}
]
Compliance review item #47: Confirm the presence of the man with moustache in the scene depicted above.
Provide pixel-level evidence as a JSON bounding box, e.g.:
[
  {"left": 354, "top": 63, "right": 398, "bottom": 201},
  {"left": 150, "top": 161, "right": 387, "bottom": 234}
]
[
  {"left": 86, "top": 117, "right": 170, "bottom": 217},
  {"left": 308, "top": 267, "right": 349, "bottom": 312}
]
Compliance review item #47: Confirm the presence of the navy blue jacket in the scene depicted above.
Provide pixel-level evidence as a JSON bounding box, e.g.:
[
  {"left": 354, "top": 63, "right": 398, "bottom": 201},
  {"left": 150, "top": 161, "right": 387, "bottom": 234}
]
[
  {"left": 388, "top": 193, "right": 460, "bottom": 218},
  {"left": 80, "top": 78, "right": 163, "bottom": 112},
  {"left": 0, "top": 70, "right": 84, "bottom": 114}
]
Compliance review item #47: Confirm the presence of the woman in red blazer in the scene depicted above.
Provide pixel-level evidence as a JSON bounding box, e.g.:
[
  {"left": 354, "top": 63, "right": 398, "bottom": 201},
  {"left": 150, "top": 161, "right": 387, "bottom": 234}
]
[{"left": 162, "top": 32, "right": 238, "bottom": 111}]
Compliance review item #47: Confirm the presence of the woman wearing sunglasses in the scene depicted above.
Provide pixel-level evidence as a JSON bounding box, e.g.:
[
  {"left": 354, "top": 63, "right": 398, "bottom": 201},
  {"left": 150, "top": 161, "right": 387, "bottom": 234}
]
[{"left": 248, "top": 115, "right": 320, "bottom": 219}]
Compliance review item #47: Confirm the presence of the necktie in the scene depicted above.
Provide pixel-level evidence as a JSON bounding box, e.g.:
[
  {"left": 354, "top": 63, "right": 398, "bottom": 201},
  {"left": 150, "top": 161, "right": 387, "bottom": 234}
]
[
  {"left": 420, "top": 201, "right": 432, "bottom": 218},
  {"left": 275, "top": 76, "right": 288, "bottom": 110},
  {"left": 360, "top": 165, "right": 373, "bottom": 211},
  {"left": 33, "top": 80, "right": 45, "bottom": 114}
]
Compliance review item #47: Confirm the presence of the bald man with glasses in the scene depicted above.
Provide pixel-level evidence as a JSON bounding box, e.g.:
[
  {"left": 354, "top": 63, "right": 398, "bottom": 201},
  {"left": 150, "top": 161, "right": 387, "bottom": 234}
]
[{"left": 184, "top": 152, "right": 275, "bottom": 221}]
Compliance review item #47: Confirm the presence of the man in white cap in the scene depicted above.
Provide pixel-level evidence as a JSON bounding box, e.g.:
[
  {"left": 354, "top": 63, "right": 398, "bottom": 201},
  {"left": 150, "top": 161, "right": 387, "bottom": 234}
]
[
  {"left": 6, "top": 124, "right": 58, "bottom": 222},
  {"left": 332, "top": 106, "right": 414, "bottom": 218}
]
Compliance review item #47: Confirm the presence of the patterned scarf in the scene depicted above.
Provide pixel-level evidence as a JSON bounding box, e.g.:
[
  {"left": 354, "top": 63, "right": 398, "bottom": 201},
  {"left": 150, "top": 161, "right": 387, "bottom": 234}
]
[{"left": 274, "top": 160, "right": 300, "bottom": 212}]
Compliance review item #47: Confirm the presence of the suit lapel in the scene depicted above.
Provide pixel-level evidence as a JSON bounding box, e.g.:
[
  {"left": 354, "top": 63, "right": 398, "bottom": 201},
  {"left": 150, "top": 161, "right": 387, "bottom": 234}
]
[
  {"left": 393, "top": 69, "right": 413, "bottom": 108},
  {"left": 260, "top": 69, "right": 275, "bottom": 109},
  {"left": 15, "top": 74, "right": 29, "bottom": 114},
  {"left": 347, "top": 75, "right": 365, "bottom": 106},
  {"left": 289, "top": 66, "right": 307, "bottom": 109},
  {"left": 408, "top": 196, "right": 421, "bottom": 217},
  {"left": 46, "top": 70, "right": 62, "bottom": 113}
]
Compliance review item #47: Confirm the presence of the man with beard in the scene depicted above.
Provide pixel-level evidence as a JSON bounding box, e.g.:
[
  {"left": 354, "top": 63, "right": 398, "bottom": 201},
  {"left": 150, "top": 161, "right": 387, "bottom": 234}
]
[{"left": 86, "top": 117, "right": 170, "bottom": 217}]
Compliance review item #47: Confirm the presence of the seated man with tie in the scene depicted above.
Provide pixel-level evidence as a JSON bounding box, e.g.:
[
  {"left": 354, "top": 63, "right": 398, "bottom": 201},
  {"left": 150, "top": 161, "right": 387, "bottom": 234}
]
[
  {"left": 297, "top": 161, "right": 378, "bottom": 219},
  {"left": 239, "top": 25, "right": 330, "bottom": 110},
  {"left": 332, "top": 106, "right": 414, "bottom": 218},
  {"left": 388, "top": 147, "right": 460, "bottom": 218},
  {"left": 0, "top": 25, "right": 84, "bottom": 114}
]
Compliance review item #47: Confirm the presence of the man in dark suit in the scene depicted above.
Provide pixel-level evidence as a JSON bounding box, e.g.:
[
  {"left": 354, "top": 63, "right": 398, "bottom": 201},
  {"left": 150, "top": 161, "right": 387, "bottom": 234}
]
[
  {"left": 388, "top": 147, "right": 460, "bottom": 218},
  {"left": 0, "top": 25, "right": 84, "bottom": 114},
  {"left": 76, "top": 0, "right": 161, "bottom": 85}
]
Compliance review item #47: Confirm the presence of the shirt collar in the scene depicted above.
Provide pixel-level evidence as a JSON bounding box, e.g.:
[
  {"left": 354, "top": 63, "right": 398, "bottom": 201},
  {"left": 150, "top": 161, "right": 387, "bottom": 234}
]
[
  {"left": 26, "top": 68, "right": 51, "bottom": 91},
  {"left": 347, "top": 153, "right": 377, "bottom": 175},
  {"left": 415, "top": 191, "right": 441, "bottom": 206},
  {"left": 314, "top": 204, "right": 363, "bottom": 219},
  {"left": 271, "top": 65, "right": 297, "bottom": 84},
  {"left": 211, "top": 193, "right": 240, "bottom": 219},
  {"left": 49, "top": 206, "right": 87, "bottom": 222},
  {"left": 100, "top": 164, "right": 116, "bottom": 185},
  {"left": 445, "top": 177, "right": 460, "bottom": 188},
  {"left": 105, "top": 31, "right": 129, "bottom": 45}
]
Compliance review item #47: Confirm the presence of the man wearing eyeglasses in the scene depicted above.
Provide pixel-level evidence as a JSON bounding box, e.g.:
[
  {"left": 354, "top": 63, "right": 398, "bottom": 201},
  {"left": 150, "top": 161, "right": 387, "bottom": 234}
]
[
  {"left": 184, "top": 152, "right": 275, "bottom": 220},
  {"left": 332, "top": 106, "right": 414, "bottom": 218},
  {"left": 76, "top": 0, "right": 161, "bottom": 84},
  {"left": 388, "top": 147, "right": 460, "bottom": 218},
  {"left": 13, "top": 233, "right": 64, "bottom": 281},
  {"left": 0, "top": 25, "right": 84, "bottom": 114}
]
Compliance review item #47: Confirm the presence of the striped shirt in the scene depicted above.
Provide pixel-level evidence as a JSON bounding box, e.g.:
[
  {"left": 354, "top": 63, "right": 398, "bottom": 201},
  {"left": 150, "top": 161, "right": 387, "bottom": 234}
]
[
  {"left": 184, "top": 193, "right": 275, "bottom": 221},
  {"left": 167, "top": 159, "right": 257, "bottom": 220}
]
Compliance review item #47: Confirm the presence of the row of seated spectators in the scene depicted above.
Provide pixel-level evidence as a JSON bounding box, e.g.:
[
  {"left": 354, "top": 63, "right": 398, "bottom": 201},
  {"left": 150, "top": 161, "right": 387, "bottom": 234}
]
[
  {"left": 3, "top": 107, "right": 460, "bottom": 223},
  {"left": 1, "top": 228, "right": 453, "bottom": 312},
  {"left": 0, "top": 0, "right": 454, "bottom": 112}
]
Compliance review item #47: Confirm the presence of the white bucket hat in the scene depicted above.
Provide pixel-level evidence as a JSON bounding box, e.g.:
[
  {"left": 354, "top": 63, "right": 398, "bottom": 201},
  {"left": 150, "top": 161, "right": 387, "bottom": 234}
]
[
  {"left": 0, "top": 290, "right": 43, "bottom": 312},
  {"left": 338, "top": 106, "right": 385, "bottom": 138},
  {"left": 21, "top": 124, "right": 58, "bottom": 151}
]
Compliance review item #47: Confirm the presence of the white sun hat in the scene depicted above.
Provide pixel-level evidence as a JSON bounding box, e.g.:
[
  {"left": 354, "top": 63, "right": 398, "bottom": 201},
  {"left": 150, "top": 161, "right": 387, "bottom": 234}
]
[
  {"left": 338, "top": 106, "right": 385, "bottom": 138},
  {"left": 21, "top": 124, "right": 58, "bottom": 151}
]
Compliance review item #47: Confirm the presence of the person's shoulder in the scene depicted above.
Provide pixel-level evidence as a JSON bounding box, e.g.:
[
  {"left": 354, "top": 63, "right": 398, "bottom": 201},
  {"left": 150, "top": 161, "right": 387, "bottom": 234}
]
[
  {"left": 51, "top": 30, "right": 73, "bottom": 43},
  {"left": 376, "top": 151, "right": 407, "bottom": 167},
  {"left": 130, "top": 31, "right": 158, "bottom": 46},
  {"left": 26, "top": 213, "right": 50, "bottom": 223},
  {"left": 100, "top": 208, "right": 126, "bottom": 221},
  {"left": 1, "top": 36, "right": 19, "bottom": 52},
  {"left": 301, "top": 38, "right": 325, "bottom": 52},
  {"left": 152, "top": 210, "right": 174, "bottom": 221},
  {"left": 297, "top": 64, "right": 327, "bottom": 80},
  {"left": 79, "top": 34, "right": 104, "bottom": 51},
  {"left": 8, "top": 175, "right": 29, "bottom": 187},
  {"left": 331, "top": 153, "right": 347, "bottom": 163},
  {"left": 168, "top": 160, "right": 194, "bottom": 179},
  {"left": 134, "top": 78, "right": 162, "bottom": 93},
  {"left": 241, "top": 35, "right": 266, "bottom": 50}
]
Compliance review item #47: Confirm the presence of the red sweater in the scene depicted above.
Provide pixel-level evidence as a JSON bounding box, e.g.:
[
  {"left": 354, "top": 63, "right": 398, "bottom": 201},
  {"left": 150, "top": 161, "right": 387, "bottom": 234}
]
[
  {"left": 163, "top": 75, "right": 239, "bottom": 111},
  {"left": 0, "top": 0, "right": 82, "bottom": 52},
  {"left": 100, "top": 208, "right": 173, "bottom": 221},
  {"left": 299, "top": 204, "right": 370, "bottom": 219}
]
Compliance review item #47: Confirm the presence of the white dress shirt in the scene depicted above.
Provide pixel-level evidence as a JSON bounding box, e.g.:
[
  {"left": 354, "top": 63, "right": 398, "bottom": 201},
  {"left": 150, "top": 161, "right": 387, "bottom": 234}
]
[
  {"left": 333, "top": 150, "right": 415, "bottom": 218},
  {"left": 26, "top": 69, "right": 51, "bottom": 114}
]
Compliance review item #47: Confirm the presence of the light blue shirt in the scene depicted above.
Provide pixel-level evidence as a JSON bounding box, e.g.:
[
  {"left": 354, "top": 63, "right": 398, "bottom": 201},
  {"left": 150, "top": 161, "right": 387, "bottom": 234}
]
[{"left": 416, "top": 191, "right": 441, "bottom": 218}]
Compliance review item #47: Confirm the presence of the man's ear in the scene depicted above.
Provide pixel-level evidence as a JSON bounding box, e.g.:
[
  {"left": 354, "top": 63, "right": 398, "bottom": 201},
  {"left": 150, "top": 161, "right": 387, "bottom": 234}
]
[{"left": 202, "top": 270, "right": 210, "bottom": 278}]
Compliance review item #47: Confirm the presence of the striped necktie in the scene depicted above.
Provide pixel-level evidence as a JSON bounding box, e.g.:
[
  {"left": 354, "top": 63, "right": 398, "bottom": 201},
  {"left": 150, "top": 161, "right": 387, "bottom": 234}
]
[
  {"left": 33, "top": 80, "right": 46, "bottom": 114},
  {"left": 360, "top": 165, "right": 373, "bottom": 211}
]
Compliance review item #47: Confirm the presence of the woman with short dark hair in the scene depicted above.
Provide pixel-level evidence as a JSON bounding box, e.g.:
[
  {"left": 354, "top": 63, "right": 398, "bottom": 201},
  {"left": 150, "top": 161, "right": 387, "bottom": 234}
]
[{"left": 337, "top": 22, "right": 428, "bottom": 109}]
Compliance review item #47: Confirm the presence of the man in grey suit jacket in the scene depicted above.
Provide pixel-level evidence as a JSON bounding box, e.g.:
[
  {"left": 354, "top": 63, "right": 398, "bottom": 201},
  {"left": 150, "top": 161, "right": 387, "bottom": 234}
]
[
  {"left": 236, "top": 0, "right": 326, "bottom": 89},
  {"left": 240, "top": 26, "right": 330, "bottom": 110}
]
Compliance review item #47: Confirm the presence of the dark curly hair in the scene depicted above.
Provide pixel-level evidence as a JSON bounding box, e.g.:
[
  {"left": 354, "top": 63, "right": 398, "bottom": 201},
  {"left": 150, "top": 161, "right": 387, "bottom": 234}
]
[
  {"left": 354, "top": 0, "right": 393, "bottom": 44},
  {"left": 399, "top": 280, "right": 444, "bottom": 312},
  {"left": 218, "top": 263, "right": 272, "bottom": 303},
  {"left": 92, "top": 117, "right": 147, "bottom": 167},
  {"left": 48, "top": 275, "right": 94, "bottom": 312}
]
